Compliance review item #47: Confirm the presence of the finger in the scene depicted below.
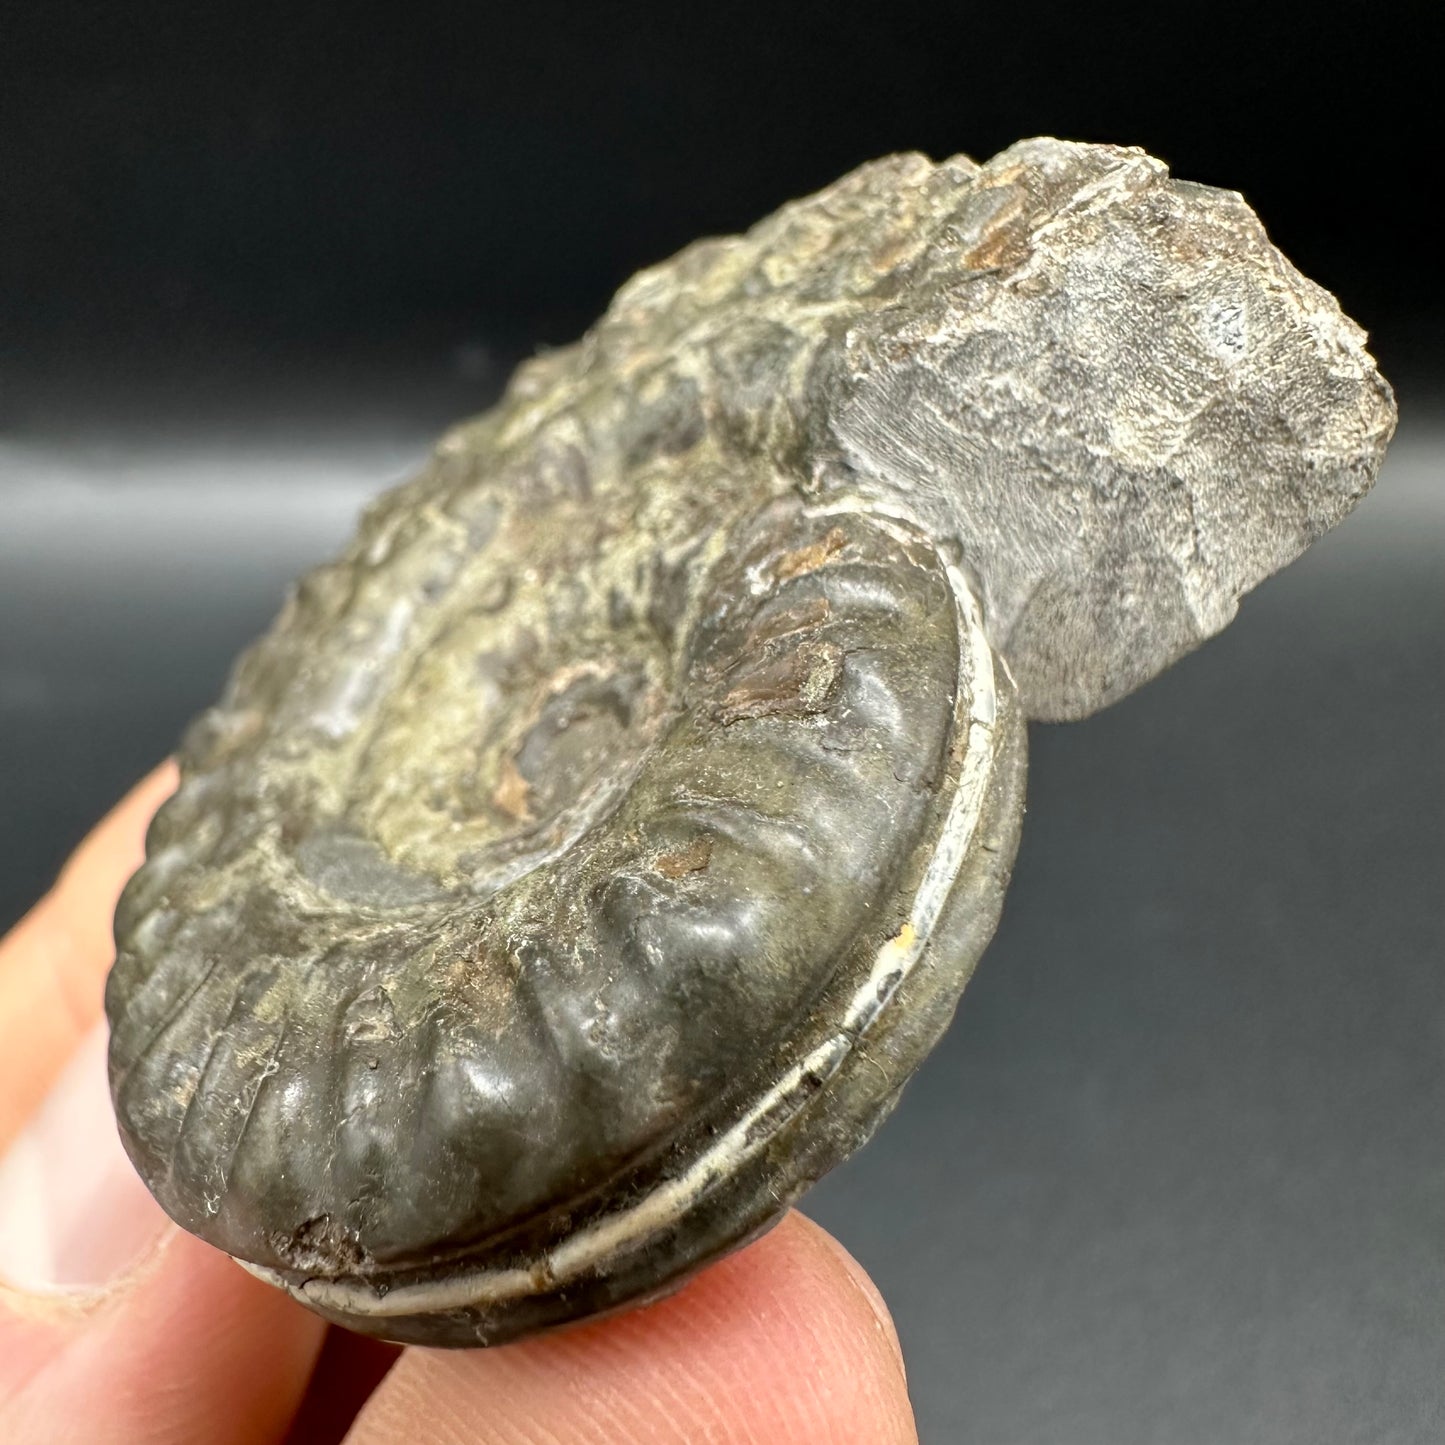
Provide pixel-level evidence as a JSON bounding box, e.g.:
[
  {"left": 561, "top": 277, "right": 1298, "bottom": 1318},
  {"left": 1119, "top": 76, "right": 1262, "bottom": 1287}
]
[
  {"left": 0, "top": 768, "right": 327, "bottom": 1442},
  {"left": 0, "top": 760, "right": 178, "bottom": 1148},
  {"left": 345, "top": 1211, "right": 917, "bottom": 1445},
  {"left": 281, "top": 1329, "right": 402, "bottom": 1445},
  {"left": 1, "top": 1222, "right": 326, "bottom": 1445}
]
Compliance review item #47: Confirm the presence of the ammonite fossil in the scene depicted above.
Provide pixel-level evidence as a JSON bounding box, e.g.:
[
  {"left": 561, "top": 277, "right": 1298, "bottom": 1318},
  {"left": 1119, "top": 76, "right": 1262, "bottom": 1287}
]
[{"left": 105, "top": 139, "right": 1395, "bottom": 1346}]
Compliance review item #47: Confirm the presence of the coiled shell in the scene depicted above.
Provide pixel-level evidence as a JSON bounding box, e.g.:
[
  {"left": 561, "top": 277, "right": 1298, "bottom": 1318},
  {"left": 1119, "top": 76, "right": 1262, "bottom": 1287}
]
[{"left": 106, "top": 138, "right": 1393, "bottom": 1345}]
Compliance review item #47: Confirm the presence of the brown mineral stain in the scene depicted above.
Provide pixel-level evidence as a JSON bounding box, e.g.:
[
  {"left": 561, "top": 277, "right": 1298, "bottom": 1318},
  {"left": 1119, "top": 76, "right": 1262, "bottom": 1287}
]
[
  {"left": 717, "top": 639, "right": 845, "bottom": 725},
  {"left": 491, "top": 757, "right": 535, "bottom": 823},
  {"left": 963, "top": 190, "right": 1033, "bottom": 272},
  {"left": 746, "top": 594, "right": 831, "bottom": 648},
  {"left": 974, "top": 162, "right": 1027, "bottom": 192},
  {"left": 654, "top": 835, "right": 714, "bottom": 879},
  {"left": 774, "top": 527, "right": 849, "bottom": 580}
]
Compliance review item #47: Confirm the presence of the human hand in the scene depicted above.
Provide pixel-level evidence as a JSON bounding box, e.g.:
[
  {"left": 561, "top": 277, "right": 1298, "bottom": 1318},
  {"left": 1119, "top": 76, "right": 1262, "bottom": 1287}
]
[{"left": 0, "top": 764, "right": 918, "bottom": 1443}]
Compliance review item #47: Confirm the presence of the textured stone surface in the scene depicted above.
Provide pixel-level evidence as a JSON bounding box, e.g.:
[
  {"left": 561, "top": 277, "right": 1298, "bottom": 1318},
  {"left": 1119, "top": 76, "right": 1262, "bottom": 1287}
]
[{"left": 105, "top": 139, "right": 1393, "bottom": 1345}]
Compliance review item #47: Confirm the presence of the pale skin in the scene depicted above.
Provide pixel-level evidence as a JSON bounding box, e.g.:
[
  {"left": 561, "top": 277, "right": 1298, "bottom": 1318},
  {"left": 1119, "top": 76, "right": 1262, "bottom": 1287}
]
[{"left": 0, "top": 764, "right": 919, "bottom": 1443}]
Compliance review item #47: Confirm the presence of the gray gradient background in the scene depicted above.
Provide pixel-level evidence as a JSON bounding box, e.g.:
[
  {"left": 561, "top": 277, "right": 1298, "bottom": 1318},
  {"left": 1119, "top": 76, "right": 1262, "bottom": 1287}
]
[{"left": 1, "top": 388, "right": 1440, "bottom": 1442}]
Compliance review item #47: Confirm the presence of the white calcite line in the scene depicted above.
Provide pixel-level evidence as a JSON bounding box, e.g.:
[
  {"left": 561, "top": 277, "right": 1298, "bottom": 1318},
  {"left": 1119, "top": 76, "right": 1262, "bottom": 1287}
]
[{"left": 243, "top": 515, "right": 999, "bottom": 1318}]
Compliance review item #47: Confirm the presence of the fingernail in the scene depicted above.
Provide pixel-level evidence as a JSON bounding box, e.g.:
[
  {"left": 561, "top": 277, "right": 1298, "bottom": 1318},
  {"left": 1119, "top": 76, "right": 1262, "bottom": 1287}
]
[{"left": 0, "top": 1021, "right": 171, "bottom": 1293}]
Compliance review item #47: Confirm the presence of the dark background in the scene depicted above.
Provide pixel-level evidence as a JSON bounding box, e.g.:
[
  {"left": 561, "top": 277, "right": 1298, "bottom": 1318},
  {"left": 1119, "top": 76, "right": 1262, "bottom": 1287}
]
[
  {"left": 2, "top": 3, "right": 1441, "bottom": 1441},
  {"left": 3, "top": 0, "right": 1441, "bottom": 406}
]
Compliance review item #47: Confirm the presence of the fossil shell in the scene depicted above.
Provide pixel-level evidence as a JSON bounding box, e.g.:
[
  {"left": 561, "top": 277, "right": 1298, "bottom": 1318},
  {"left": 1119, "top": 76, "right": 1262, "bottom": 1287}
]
[{"left": 105, "top": 139, "right": 1394, "bottom": 1346}]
